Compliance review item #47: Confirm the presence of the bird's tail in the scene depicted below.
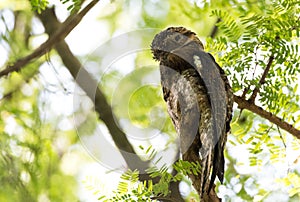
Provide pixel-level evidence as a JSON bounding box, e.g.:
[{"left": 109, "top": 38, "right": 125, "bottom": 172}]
[{"left": 200, "top": 146, "right": 214, "bottom": 198}]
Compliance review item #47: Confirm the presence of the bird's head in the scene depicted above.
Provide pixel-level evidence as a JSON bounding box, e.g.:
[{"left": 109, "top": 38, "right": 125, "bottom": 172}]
[{"left": 151, "top": 27, "right": 204, "bottom": 63}]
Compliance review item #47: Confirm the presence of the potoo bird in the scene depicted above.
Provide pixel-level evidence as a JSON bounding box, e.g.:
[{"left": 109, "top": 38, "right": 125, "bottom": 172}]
[{"left": 151, "top": 27, "right": 233, "bottom": 201}]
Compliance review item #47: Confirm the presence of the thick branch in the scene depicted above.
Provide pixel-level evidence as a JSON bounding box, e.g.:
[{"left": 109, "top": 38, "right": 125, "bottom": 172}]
[
  {"left": 0, "top": 0, "right": 99, "bottom": 78},
  {"left": 234, "top": 95, "right": 300, "bottom": 139},
  {"left": 248, "top": 54, "right": 274, "bottom": 103},
  {"left": 37, "top": 7, "right": 149, "bottom": 171},
  {"left": 39, "top": 8, "right": 185, "bottom": 201}
]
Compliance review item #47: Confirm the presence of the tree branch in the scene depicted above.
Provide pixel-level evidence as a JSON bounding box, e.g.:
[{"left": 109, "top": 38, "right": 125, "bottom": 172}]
[
  {"left": 248, "top": 54, "right": 274, "bottom": 103},
  {"left": 208, "top": 22, "right": 300, "bottom": 139},
  {"left": 0, "top": 0, "right": 99, "bottom": 78},
  {"left": 39, "top": 8, "right": 185, "bottom": 201},
  {"left": 234, "top": 95, "right": 300, "bottom": 139},
  {"left": 37, "top": 7, "right": 150, "bottom": 171}
]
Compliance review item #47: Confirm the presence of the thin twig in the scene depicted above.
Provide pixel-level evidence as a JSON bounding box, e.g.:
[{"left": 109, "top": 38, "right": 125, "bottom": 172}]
[
  {"left": 277, "top": 125, "right": 287, "bottom": 148},
  {"left": 210, "top": 18, "right": 221, "bottom": 38},
  {"left": 0, "top": 0, "right": 99, "bottom": 78},
  {"left": 248, "top": 54, "right": 274, "bottom": 103},
  {"left": 150, "top": 196, "right": 179, "bottom": 202}
]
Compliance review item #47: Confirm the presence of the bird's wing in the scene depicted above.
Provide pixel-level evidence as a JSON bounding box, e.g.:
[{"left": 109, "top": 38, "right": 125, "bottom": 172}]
[
  {"left": 193, "top": 51, "right": 227, "bottom": 144},
  {"left": 192, "top": 51, "right": 228, "bottom": 189},
  {"left": 159, "top": 64, "right": 201, "bottom": 153},
  {"left": 160, "top": 62, "right": 206, "bottom": 197},
  {"left": 170, "top": 48, "right": 227, "bottom": 146}
]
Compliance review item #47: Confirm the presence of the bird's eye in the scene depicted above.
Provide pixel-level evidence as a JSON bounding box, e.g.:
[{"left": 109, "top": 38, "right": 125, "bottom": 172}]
[{"left": 175, "top": 35, "right": 181, "bottom": 41}]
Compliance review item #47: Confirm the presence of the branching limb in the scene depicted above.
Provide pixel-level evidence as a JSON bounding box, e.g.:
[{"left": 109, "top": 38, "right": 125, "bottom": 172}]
[
  {"left": 234, "top": 95, "right": 300, "bottom": 139},
  {"left": 37, "top": 7, "right": 149, "bottom": 171},
  {"left": 0, "top": 0, "right": 99, "bottom": 78},
  {"left": 208, "top": 20, "right": 300, "bottom": 138},
  {"left": 38, "top": 7, "right": 185, "bottom": 201}
]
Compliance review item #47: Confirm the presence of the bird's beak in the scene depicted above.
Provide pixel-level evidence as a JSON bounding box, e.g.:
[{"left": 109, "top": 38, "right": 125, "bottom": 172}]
[{"left": 171, "top": 40, "right": 192, "bottom": 54}]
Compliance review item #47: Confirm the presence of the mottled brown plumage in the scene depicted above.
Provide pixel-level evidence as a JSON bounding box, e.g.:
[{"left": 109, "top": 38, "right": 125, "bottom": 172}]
[{"left": 151, "top": 27, "right": 233, "bottom": 201}]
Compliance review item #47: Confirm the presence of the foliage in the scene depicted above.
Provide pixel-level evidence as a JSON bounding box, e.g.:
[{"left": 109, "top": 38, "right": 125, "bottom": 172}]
[
  {"left": 207, "top": 1, "right": 300, "bottom": 116},
  {"left": 206, "top": 0, "right": 300, "bottom": 172},
  {"left": 29, "top": 0, "right": 83, "bottom": 13},
  {"left": 278, "top": 172, "right": 300, "bottom": 198},
  {"left": 30, "top": 0, "right": 49, "bottom": 13},
  {"left": 99, "top": 169, "right": 154, "bottom": 202},
  {"left": 0, "top": 86, "right": 78, "bottom": 202},
  {"left": 0, "top": 5, "right": 79, "bottom": 202},
  {"left": 60, "top": 0, "right": 83, "bottom": 13},
  {"left": 1, "top": 0, "right": 300, "bottom": 201},
  {"left": 92, "top": 145, "right": 201, "bottom": 201}
]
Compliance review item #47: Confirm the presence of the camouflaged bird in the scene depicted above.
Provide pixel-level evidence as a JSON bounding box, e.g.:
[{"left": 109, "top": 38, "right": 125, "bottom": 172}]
[{"left": 151, "top": 27, "right": 233, "bottom": 201}]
